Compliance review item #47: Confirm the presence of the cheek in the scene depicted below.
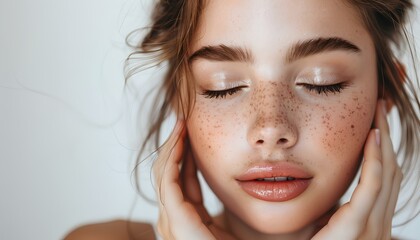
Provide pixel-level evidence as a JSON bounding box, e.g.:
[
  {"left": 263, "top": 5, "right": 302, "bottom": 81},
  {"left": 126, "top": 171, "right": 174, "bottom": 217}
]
[
  {"left": 187, "top": 104, "right": 216, "bottom": 158},
  {"left": 324, "top": 95, "right": 374, "bottom": 155},
  {"left": 306, "top": 92, "right": 376, "bottom": 180},
  {"left": 186, "top": 101, "right": 239, "bottom": 172}
]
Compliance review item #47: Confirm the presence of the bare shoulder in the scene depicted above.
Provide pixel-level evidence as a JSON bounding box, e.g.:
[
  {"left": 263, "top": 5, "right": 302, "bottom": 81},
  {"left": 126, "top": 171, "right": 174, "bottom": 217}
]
[{"left": 64, "top": 219, "right": 156, "bottom": 240}]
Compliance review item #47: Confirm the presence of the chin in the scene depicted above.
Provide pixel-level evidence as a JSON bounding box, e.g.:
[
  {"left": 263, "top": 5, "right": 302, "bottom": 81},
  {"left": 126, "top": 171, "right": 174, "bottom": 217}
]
[
  {"left": 227, "top": 200, "right": 318, "bottom": 235},
  {"left": 247, "top": 214, "right": 312, "bottom": 234}
]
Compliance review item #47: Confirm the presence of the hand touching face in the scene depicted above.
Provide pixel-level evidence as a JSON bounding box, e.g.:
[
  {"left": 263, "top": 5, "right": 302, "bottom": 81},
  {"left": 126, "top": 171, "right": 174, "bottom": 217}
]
[{"left": 187, "top": 0, "right": 377, "bottom": 235}]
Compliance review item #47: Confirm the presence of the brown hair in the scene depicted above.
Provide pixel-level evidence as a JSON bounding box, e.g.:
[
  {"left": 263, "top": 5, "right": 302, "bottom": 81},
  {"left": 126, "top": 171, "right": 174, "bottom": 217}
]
[{"left": 126, "top": 0, "right": 420, "bottom": 224}]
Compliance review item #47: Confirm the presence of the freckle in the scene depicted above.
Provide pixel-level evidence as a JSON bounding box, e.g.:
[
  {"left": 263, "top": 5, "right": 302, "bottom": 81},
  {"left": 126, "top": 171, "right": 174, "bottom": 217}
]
[{"left": 351, "top": 125, "right": 354, "bottom": 128}]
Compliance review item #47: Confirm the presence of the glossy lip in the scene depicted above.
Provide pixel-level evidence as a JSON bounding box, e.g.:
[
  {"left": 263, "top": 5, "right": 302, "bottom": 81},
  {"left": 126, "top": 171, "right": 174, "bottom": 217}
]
[
  {"left": 236, "top": 162, "right": 313, "bottom": 202},
  {"left": 236, "top": 162, "right": 313, "bottom": 181}
]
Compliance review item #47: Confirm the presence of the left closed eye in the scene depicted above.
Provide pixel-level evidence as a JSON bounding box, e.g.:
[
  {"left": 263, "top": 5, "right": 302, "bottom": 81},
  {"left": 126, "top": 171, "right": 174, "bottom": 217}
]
[
  {"left": 201, "top": 86, "right": 247, "bottom": 99},
  {"left": 297, "top": 82, "right": 347, "bottom": 95}
]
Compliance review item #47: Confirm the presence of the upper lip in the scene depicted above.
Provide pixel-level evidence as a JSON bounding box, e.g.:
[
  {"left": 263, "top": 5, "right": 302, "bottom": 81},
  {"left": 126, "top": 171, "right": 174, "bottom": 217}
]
[{"left": 236, "top": 162, "right": 313, "bottom": 181}]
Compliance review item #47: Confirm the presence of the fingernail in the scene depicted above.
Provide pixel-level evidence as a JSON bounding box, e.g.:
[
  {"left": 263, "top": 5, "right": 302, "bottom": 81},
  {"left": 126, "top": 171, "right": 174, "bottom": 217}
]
[{"left": 375, "top": 129, "right": 381, "bottom": 146}]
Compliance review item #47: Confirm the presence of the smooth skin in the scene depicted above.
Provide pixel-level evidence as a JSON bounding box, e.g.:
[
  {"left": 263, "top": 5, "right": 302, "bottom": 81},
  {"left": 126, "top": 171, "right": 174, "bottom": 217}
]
[
  {"left": 154, "top": 100, "right": 401, "bottom": 240},
  {"left": 154, "top": 0, "right": 402, "bottom": 239},
  {"left": 64, "top": 101, "right": 400, "bottom": 240},
  {"left": 186, "top": 0, "right": 381, "bottom": 237},
  {"left": 65, "top": 0, "right": 402, "bottom": 239}
]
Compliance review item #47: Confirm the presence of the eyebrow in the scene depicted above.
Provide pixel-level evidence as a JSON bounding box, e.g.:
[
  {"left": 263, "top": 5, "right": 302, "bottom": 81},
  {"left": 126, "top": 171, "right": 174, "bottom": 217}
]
[
  {"left": 188, "top": 37, "right": 360, "bottom": 64},
  {"left": 188, "top": 44, "right": 254, "bottom": 63},
  {"left": 286, "top": 37, "right": 361, "bottom": 63}
]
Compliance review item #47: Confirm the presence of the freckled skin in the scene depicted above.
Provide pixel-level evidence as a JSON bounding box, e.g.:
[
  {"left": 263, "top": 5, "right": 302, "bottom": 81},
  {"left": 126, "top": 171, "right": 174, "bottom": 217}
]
[{"left": 186, "top": 0, "right": 378, "bottom": 238}]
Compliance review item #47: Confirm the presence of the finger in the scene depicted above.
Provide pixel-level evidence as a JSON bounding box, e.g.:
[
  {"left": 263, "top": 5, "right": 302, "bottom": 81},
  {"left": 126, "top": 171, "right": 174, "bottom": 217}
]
[
  {"left": 383, "top": 167, "right": 402, "bottom": 239},
  {"left": 155, "top": 121, "right": 204, "bottom": 237},
  {"left": 181, "top": 138, "right": 204, "bottom": 204},
  {"left": 380, "top": 99, "right": 403, "bottom": 238},
  {"left": 348, "top": 129, "right": 383, "bottom": 225},
  {"left": 180, "top": 137, "right": 214, "bottom": 226},
  {"left": 374, "top": 99, "right": 390, "bottom": 134},
  {"left": 157, "top": 207, "right": 174, "bottom": 240},
  {"left": 155, "top": 121, "right": 185, "bottom": 224},
  {"left": 158, "top": 123, "right": 214, "bottom": 239},
  {"left": 366, "top": 100, "right": 397, "bottom": 238},
  {"left": 153, "top": 120, "right": 186, "bottom": 189},
  {"left": 154, "top": 121, "right": 186, "bottom": 239},
  {"left": 160, "top": 122, "right": 188, "bottom": 208},
  {"left": 313, "top": 129, "right": 383, "bottom": 240}
]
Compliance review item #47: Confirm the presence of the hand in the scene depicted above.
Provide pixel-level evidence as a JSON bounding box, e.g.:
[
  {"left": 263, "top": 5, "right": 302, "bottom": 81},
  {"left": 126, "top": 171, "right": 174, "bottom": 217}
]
[
  {"left": 153, "top": 121, "right": 236, "bottom": 240},
  {"left": 312, "top": 100, "right": 402, "bottom": 240}
]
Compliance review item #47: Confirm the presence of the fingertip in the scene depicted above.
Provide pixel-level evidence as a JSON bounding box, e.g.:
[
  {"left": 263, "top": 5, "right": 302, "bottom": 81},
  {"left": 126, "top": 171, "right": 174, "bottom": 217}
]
[
  {"left": 365, "top": 129, "right": 381, "bottom": 153},
  {"left": 378, "top": 99, "right": 390, "bottom": 133},
  {"left": 362, "top": 129, "right": 382, "bottom": 174},
  {"left": 364, "top": 129, "right": 383, "bottom": 178}
]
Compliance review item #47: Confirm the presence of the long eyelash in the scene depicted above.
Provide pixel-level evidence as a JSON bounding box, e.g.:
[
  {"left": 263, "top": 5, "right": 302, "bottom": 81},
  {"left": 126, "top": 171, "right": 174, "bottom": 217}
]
[
  {"left": 302, "top": 83, "right": 346, "bottom": 95},
  {"left": 201, "top": 87, "right": 244, "bottom": 99},
  {"left": 202, "top": 83, "right": 346, "bottom": 99}
]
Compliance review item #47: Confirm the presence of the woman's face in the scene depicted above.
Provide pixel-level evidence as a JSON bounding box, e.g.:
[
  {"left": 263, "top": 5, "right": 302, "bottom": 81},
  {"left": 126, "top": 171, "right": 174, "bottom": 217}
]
[{"left": 187, "top": 0, "right": 378, "bottom": 234}]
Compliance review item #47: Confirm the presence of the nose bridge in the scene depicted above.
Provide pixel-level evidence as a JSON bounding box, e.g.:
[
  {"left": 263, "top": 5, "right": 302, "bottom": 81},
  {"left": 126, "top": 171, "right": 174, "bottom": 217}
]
[
  {"left": 248, "top": 81, "right": 297, "bottom": 149},
  {"left": 254, "top": 81, "right": 290, "bottom": 125}
]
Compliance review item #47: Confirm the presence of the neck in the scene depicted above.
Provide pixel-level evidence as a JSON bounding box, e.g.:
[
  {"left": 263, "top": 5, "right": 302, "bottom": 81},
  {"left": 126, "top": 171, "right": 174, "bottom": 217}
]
[{"left": 218, "top": 209, "right": 317, "bottom": 240}]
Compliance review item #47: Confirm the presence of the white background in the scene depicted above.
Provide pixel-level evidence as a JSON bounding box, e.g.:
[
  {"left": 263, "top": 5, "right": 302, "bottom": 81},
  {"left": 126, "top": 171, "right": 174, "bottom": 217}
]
[{"left": 0, "top": 0, "right": 419, "bottom": 239}]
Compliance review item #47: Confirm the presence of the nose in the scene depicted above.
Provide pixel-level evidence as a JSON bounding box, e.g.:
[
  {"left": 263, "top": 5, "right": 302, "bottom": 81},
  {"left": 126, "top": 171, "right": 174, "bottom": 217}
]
[
  {"left": 247, "top": 92, "right": 298, "bottom": 151},
  {"left": 248, "top": 116, "right": 298, "bottom": 150}
]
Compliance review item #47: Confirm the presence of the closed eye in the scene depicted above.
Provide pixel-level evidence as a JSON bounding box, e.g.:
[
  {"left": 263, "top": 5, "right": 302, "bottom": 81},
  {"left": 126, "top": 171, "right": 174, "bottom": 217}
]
[
  {"left": 298, "top": 82, "right": 347, "bottom": 95},
  {"left": 201, "top": 86, "right": 247, "bottom": 99}
]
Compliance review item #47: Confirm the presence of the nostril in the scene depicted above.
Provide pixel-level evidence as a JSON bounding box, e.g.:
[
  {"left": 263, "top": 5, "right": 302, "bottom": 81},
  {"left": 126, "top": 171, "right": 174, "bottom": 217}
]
[
  {"left": 278, "top": 138, "right": 288, "bottom": 144},
  {"left": 256, "top": 139, "right": 264, "bottom": 144}
]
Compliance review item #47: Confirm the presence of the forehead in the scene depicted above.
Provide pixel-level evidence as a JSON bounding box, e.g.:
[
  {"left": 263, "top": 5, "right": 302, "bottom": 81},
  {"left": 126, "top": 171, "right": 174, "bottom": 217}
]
[{"left": 191, "top": 0, "right": 372, "bottom": 57}]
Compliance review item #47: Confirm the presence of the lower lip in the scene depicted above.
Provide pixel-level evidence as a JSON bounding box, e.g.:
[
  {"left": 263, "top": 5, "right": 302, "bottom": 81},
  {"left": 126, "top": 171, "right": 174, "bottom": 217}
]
[{"left": 238, "top": 179, "right": 311, "bottom": 202}]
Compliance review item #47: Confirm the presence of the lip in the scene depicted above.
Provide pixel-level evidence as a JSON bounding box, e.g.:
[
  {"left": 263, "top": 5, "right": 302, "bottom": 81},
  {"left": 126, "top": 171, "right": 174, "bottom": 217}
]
[{"left": 236, "top": 162, "right": 313, "bottom": 202}]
